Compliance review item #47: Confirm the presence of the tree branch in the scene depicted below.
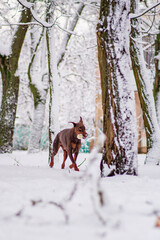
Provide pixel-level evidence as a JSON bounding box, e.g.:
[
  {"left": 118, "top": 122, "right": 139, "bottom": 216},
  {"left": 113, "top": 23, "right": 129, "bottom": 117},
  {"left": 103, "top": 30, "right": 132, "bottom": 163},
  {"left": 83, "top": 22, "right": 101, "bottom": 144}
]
[
  {"left": 130, "top": 2, "right": 160, "bottom": 19},
  {"left": 0, "top": 22, "right": 42, "bottom": 27},
  {"left": 57, "top": 3, "right": 84, "bottom": 67},
  {"left": 17, "top": 0, "right": 55, "bottom": 28}
]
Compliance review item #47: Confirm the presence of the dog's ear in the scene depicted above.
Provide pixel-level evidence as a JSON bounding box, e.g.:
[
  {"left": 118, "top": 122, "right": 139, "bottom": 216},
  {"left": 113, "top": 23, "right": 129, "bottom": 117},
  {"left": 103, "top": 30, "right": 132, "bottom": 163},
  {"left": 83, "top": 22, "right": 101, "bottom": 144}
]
[
  {"left": 69, "top": 122, "right": 77, "bottom": 127},
  {"left": 80, "top": 116, "right": 83, "bottom": 122}
]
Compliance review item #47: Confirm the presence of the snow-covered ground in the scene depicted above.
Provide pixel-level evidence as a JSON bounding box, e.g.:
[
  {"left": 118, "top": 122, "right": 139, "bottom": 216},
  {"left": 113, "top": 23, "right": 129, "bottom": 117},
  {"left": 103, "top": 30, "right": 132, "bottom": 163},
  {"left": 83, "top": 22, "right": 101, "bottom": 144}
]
[{"left": 0, "top": 151, "right": 160, "bottom": 240}]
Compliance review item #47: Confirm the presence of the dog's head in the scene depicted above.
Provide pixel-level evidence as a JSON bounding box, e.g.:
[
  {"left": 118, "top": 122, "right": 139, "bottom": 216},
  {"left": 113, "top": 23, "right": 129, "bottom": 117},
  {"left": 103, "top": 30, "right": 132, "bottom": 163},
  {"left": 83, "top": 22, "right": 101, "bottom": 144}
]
[{"left": 70, "top": 117, "right": 88, "bottom": 139}]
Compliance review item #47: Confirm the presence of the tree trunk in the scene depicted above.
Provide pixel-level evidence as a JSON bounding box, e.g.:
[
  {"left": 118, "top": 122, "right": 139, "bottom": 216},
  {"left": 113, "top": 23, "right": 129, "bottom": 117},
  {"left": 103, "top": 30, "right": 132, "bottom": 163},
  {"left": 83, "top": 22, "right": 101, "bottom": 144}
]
[
  {"left": 0, "top": 59, "right": 19, "bottom": 152},
  {"left": 46, "top": 26, "right": 60, "bottom": 160},
  {"left": 28, "top": 28, "right": 48, "bottom": 153},
  {"left": 0, "top": 8, "right": 32, "bottom": 153},
  {"left": 97, "top": 0, "right": 137, "bottom": 176},
  {"left": 28, "top": 100, "right": 47, "bottom": 152},
  {"left": 130, "top": 0, "right": 160, "bottom": 164},
  {"left": 154, "top": 23, "right": 160, "bottom": 124},
  {"left": 46, "top": 2, "right": 60, "bottom": 161}
]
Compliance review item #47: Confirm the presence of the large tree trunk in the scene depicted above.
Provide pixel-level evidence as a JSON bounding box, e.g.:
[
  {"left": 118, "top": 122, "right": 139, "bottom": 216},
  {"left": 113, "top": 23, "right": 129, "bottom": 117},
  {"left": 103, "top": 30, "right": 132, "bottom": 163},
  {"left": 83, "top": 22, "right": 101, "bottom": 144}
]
[
  {"left": 97, "top": 0, "right": 137, "bottom": 176},
  {"left": 130, "top": 0, "right": 160, "bottom": 164},
  {"left": 0, "top": 8, "right": 32, "bottom": 153},
  {"left": 0, "top": 60, "right": 19, "bottom": 153}
]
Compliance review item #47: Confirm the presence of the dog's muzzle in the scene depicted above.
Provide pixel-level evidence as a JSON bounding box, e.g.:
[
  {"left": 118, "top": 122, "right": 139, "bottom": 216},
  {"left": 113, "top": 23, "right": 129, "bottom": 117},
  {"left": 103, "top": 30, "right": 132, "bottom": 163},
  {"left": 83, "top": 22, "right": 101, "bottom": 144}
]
[{"left": 83, "top": 133, "right": 88, "bottom": 139}]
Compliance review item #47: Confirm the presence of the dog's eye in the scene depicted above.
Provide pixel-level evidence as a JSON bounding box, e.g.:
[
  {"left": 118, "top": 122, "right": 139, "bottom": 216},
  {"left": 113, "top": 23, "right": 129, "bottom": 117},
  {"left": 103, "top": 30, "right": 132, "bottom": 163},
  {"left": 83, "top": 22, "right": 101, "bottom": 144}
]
[{"left": 79, "top": 128, "right": 82, "bottom": 132}]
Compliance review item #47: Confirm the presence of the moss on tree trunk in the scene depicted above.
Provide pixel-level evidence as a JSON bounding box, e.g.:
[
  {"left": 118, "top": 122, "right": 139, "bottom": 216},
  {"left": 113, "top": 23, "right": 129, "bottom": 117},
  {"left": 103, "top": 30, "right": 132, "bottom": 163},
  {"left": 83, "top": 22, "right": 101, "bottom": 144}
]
[
  {"left": 130, "top": 0, "right": 155, "bottom": 149},
  {"left": 0, "top": 8, "right": 32, "bottom": 153}
]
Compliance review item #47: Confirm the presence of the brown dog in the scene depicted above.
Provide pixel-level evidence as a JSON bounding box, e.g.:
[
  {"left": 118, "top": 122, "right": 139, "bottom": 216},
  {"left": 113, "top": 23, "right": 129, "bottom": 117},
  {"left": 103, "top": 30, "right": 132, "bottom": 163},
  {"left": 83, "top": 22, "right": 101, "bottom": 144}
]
[{"left": 49, "top": 117, "right": 87, "bottom": 171}]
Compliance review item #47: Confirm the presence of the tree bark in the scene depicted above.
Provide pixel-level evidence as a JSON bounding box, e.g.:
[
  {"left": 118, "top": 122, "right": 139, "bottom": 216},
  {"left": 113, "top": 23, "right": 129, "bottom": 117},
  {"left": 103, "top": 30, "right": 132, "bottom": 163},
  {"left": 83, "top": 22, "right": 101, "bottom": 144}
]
[
  {"left": 130, "top": 0, "right": 160, "bottom": 162},
  {"left": 154, "top": 23, "right": 160, "bottom": 122},
  {"left": 0, "top": 8, "right": 32, "bottom": 153},
  {"left": 130, "top": 0, "right": 160, "bottom": 164},
  {"left": 45, "top": 2, "right": 60, "bottom": 161},
  {"left": 130, "top": 2, "right": 153, "bottom": 149},
  {"left": 97, "top": 0, "right": 137, "bottom": 176},
  {"left": 28, "top": 28, "right": 48, "bottom": 153}
]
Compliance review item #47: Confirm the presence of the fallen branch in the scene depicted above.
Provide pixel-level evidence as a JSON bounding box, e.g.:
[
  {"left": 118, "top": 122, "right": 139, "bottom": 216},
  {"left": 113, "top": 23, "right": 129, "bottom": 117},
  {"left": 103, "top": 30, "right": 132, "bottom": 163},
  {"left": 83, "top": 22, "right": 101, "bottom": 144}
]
[{"left": 48, "top": 201, "right": 69, "bottom": 224}]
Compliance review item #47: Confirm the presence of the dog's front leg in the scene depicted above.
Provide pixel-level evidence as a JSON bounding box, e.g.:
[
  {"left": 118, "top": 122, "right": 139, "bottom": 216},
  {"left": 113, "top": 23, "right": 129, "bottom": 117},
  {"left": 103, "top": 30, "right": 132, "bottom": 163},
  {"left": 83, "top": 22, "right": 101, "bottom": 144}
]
[
  {"left": 61, "top": 150, "right": 68, "bottom": 169},
  {"left": 69, "top": 151, "right": 79, "bottom": 169},
  {"left": 69, "top": 143, "right": 81, "bottom": 169},
  {"left": 49, "top": 154, "right": 54, "bottom": 168},
  {"left": 68, "top": 147, "right": 79, "bottom": 171}
]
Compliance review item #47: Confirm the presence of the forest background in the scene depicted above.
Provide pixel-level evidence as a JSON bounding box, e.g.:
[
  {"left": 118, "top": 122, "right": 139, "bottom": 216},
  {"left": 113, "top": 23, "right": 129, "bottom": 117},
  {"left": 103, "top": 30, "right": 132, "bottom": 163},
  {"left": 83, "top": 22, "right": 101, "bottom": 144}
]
[{"left": 1, "top": 1, "right": 160, "bottom": 240}]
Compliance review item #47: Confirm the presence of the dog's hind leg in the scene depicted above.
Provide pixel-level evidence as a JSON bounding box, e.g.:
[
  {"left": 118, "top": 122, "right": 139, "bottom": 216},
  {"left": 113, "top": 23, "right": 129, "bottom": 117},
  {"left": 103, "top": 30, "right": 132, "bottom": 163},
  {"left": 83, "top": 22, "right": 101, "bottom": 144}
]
[
  {"left": 61, "top": 149, "right": 68, "bottom": 169},
  {"left": 49, "top": 134, "right": 60, "bottom": 168}
]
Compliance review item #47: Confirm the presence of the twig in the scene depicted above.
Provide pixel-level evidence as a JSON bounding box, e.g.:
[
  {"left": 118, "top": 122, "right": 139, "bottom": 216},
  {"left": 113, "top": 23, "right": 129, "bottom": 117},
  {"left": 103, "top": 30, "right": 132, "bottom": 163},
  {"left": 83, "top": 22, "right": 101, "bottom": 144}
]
[
  {"left": 48, "top": 201, "right": 69, "bottom": 224},
  {"left": 17, "top": 0, "right": 55, "bottom": 28},
  {"left": 78, "top": 158, "right": 87, "bottom": 167},
  {"left": 130, "top": 2, "right": 160, "bottom": 19}
]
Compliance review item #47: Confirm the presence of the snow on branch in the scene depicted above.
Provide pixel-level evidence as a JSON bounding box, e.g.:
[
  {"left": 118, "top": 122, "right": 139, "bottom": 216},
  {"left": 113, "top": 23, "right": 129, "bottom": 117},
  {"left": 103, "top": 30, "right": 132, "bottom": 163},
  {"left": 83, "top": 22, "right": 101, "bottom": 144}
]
[
  {"left": 130, "top": 1, "right": 160, "bottom": 19},
  {"left": 17, "top": 0, "right": 83, "bottom": 38},
  {"left": 57, "top": 3, "right": 84, "bottom": 66},
  {"left": 74, "top": 1, "right": 100, "bottom": 9},
  {"left": 17, "top": 0, "right": 54, "bottom": 28},
  {"left": 0, "top": 22, "right": 42, "bottom": 27},
  {"left": 55, "top": 24, "right": 81, "bottom": 36}
]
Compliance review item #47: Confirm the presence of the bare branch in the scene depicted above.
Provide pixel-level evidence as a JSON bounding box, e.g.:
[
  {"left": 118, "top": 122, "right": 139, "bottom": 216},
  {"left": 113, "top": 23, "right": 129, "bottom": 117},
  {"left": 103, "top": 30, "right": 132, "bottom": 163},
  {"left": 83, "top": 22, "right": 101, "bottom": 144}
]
[
  {"left": 55, "top": 23, "right": 81, "bottom": 36},
  {"left": 17, "top": 0, "right": 55, "bottom": 28},
  {"left": 57, "top": 3, "right": 84, "bottom": 66},
  {"left": 48, "top": 201, "right": 69, "bottom": 224},
  {"left": 130, "top": 2, "right": 160, "bottom": 19},
  {"left": 0, "top": 22, "right": 42, "bottom": 27}
]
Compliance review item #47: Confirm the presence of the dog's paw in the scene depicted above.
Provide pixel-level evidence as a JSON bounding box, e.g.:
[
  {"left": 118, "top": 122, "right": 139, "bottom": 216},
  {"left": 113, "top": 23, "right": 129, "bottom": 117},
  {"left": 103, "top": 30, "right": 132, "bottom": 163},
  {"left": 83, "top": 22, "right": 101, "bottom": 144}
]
[
  {"left": 49, "top": 162, "right": 54, "bottom": 168},
  {"left": 69, "top": 164, "right": 74, "bottom": 169},
  {"left": 69, "top": 164, "right": 79, "bottom": 171}
]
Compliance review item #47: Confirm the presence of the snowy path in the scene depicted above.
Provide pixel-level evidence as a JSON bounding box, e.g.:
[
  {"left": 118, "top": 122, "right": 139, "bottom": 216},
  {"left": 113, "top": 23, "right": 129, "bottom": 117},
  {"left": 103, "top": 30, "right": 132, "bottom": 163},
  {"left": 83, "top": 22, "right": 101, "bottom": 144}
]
[{"left": 0, "top": 151, "right": 160, "bottom": 240}]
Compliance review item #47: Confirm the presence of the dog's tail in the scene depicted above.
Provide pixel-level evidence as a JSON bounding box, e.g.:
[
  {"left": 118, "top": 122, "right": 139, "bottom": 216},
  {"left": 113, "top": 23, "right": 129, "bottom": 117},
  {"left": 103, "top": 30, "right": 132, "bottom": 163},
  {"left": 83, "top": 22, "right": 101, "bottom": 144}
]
[{"left": 52, "top": 134, "right": 60, "bottom": 156}]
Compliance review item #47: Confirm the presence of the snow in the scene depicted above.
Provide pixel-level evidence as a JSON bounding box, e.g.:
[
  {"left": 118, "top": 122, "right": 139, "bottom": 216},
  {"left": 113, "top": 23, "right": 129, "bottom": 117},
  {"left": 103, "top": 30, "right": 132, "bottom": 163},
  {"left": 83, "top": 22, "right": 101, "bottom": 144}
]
[
  {"left": 0, "top": 151, "right": 160, "bottom": 240},
  {"left": 155, "top": 53, "right": 160, "bottom": 70},
  {"left": 0, "top": 43, "right": 11, "bottom": 56}
]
